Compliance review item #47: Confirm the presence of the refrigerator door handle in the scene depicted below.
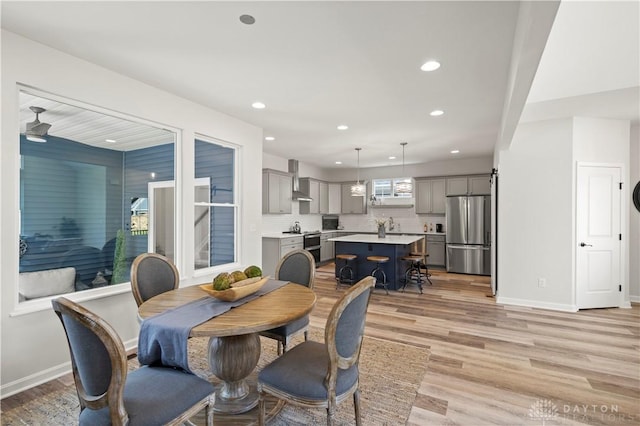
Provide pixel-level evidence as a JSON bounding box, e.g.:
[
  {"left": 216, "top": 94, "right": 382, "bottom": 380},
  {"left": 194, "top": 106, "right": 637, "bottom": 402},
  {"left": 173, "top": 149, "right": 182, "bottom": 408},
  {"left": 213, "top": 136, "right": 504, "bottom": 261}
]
[{"left": 448, "top": 245, "right": 488, "bottom": 250}]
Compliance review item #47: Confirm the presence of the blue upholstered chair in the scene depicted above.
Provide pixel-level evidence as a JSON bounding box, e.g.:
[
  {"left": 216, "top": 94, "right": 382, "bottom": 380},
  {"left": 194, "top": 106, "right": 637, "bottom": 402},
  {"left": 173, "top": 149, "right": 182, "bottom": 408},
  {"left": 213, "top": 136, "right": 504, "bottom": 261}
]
[
  {"left": 51, "top": 297, "right": 214, "bottom": 426},
  {"left": 130, "top": 253, "right": 180, "bottom": 307},
  {"left": 260, "top": 249, "right": 316, "bottom": 355},
  {"left": 257, "top": 276, "right": 375, "bottom": 426}
]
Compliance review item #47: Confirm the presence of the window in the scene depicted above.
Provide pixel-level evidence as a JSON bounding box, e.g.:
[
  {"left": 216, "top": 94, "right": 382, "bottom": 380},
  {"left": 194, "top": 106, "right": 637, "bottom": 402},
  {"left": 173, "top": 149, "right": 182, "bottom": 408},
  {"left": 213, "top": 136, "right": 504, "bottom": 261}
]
[
  {"left": 372, "top": 178, "right": 413, "bottom": 198},
  {"left": 194, "top": 137, "right": 238, "bottom": 270},
  {"left": 18, "top": 89, "right": 176, "bottom": 302}
]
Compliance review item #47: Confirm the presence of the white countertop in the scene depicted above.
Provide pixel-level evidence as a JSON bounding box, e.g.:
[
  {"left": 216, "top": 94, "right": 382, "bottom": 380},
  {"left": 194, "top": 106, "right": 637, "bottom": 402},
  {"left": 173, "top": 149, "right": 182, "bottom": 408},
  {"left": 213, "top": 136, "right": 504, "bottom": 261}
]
[
  {"left": 262, "top": 230, "right": 445, "bottom": 239},
  {"left": 328, "top": 233, "right": 423, "bottom": 245}
]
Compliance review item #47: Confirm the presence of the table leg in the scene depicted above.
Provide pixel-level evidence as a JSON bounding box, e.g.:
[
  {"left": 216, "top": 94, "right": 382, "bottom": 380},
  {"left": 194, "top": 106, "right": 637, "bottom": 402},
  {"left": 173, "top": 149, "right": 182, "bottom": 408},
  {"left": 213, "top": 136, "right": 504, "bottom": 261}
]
[{"left": 208, "top": 333, "right": 261, "bottom": 414}]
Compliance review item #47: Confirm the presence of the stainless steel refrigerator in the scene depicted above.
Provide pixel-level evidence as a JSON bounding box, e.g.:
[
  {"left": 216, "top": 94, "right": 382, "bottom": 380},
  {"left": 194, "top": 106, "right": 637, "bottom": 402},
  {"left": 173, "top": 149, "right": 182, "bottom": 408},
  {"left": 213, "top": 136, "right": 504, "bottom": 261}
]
[{"left": 446, "top": 195, "right": 491, "bottom": 275}]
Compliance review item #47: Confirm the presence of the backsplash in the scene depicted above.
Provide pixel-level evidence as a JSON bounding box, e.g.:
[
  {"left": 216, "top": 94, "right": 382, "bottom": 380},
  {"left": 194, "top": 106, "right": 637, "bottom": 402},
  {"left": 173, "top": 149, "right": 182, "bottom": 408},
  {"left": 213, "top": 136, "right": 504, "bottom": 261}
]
[{"left": 262, "top": 201, "right": 445, "bottom": 234}]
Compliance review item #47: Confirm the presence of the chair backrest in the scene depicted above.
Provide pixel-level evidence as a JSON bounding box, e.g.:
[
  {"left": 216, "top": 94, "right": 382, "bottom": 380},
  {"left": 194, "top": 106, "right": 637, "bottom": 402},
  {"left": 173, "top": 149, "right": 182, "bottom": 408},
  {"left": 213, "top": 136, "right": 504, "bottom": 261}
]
[
  {"left": 130, "top": 253, "right": 180, "bottom": 307},
  {"left": 275, "top": 249, "right": 316, "bottom": 288},
  {"left": 324, "top": 276, "right": 374, "bottom": 394},
  {"left": 51, "top": 297, "right": 129, "bottom": 424}
]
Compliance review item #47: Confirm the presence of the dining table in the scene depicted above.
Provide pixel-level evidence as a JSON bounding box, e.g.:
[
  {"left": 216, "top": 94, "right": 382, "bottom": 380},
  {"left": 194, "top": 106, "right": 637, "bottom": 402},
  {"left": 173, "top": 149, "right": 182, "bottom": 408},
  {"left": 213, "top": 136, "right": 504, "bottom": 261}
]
[{"left": 137, "top": 281, "right": 316, "bottom": 415}]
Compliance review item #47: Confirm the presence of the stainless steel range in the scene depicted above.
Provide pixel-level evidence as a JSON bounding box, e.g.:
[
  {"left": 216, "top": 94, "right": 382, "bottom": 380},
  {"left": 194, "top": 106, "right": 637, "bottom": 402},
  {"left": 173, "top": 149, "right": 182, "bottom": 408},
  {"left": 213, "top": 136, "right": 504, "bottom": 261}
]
[{"left": 303, "top": 231, "right": 321, "bottom": 265}]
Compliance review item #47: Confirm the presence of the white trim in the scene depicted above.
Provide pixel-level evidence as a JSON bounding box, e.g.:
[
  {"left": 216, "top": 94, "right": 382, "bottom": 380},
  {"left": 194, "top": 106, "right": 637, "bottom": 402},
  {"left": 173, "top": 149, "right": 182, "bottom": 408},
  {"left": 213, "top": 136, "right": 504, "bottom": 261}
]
[
  {"left": 496, "top": 296, "right": 578, "bottom": 312},
  {"left": 0, "top": 337, "right": 138, "bottom": 398}
]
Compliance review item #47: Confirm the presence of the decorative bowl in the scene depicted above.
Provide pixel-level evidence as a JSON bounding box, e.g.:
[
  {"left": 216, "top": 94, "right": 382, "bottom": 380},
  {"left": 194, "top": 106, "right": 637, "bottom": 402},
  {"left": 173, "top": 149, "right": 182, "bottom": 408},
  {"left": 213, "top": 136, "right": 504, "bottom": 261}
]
[{"left": 199, "top": 276, "right": 269, "bottom": 302}]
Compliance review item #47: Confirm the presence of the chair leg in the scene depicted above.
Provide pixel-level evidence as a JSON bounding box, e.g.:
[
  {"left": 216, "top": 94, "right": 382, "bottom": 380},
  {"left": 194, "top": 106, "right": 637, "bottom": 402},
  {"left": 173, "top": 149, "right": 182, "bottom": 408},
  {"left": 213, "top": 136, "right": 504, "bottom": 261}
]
[
  {"left": 206, "top": 394, "right": 215, "bottom": 426},
  {"left": 258, "top": 389, "right": 266, "bottom": 426},
  {"left": 277, "top": 341, "right": 283, "bottom": 356},
  {"left": 353, "top": 389, "right": 362, "bottom": 426},
  {"left": 327, "top": 405, "right": 336, "bottom": 426}
]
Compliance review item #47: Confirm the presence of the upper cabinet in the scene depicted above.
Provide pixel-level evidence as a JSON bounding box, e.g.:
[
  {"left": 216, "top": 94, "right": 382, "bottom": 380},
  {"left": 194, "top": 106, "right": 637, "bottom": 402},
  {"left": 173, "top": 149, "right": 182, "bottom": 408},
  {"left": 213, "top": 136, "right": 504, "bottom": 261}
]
[
  {"left": 262, "top": 169, "right": 292, "bottom": 214},
  {"left": 340, "top": 182, "right": 367, "bottom": 214},
  {"left": 299, "top": 178, "right": 329, "bottom": 214},
  {"left": 328, "top": 183, "right": 341, "bottom": 214},
  {"left": 445, "top": 174, "right": 491, "bottom": 196},
  {"left": 415, "top": 178, "right": 446, "bottom": 214}
]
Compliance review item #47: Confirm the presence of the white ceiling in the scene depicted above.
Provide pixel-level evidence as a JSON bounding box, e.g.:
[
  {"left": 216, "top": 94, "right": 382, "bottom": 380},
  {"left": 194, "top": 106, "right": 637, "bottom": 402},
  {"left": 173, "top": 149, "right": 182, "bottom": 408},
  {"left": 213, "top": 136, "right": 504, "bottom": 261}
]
[{"left": 3, "top": 1, "right": 638, "bottom": 169}]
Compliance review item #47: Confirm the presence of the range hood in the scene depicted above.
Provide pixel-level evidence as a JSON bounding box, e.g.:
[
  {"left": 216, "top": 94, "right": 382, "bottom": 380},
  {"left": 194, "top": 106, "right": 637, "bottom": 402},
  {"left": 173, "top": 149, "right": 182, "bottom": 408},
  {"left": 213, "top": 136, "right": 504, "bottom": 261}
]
[{"left": 288, "top": 159, "right": 313, "bottom": 202}]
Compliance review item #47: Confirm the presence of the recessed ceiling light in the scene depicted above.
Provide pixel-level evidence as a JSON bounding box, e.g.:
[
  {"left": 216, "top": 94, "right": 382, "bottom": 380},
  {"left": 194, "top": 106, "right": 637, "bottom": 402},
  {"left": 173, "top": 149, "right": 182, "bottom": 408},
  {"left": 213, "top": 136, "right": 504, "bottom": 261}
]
[
  {"left": 430, "top": 110, "right": 444, "bottom": 116},
  {"left": 252, "top": 102, "right": 266, "bottom": 109},
  {"left": 337, "top": 125, "right": 349, "bottom": 130},
  {"left": 105, "top": 139, "right": 116, "bottom": 143},
  {"left": 239, "top": 14, "right": 255, "bottom": 25},
  {"left": 265, "top": 136, "right": 275, "bottom": 141},
  {"left": 388, "top": 156, "right": 396, "bottom": 160},
  {"left": 421, "top": 60, "right": 441, "bottom": 72},
  {"left": 451, "top": 150, "right": 460, "bottom": 154},
  {"left": 335, "top": 161, "right": 342, "bottom": 165}
]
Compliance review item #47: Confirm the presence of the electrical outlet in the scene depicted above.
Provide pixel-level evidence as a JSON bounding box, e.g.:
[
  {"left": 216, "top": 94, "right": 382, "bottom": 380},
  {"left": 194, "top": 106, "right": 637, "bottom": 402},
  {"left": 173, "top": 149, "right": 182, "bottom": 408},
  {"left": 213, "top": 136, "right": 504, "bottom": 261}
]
[{"left": 538, "top": 278, "right": 546, "bottom": 288}]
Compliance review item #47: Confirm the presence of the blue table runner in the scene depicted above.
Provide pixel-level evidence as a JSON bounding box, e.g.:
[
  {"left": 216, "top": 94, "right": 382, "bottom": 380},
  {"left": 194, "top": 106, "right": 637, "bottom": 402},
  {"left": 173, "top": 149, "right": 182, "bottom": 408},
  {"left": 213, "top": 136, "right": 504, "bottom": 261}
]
[{"left": 138, "top": 279, "right": 289, "bottom": 372}]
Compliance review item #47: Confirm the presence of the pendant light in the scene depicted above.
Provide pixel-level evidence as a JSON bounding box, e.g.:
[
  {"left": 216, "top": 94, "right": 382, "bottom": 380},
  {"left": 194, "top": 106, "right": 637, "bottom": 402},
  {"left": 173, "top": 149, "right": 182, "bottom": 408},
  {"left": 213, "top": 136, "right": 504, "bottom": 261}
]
[
  {"left": 395, "top": 142, "right": 413, "bottom": 194},
  {"left": 351, "top": 148, "right": 366, "bottom": 196}
]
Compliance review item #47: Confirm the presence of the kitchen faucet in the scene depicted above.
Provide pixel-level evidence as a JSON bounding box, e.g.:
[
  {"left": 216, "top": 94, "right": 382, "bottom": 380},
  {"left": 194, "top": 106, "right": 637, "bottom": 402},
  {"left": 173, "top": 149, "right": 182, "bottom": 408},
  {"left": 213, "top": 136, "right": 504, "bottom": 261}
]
[{"left": 388, "top": 217, "right": 395, "bottom": 231}]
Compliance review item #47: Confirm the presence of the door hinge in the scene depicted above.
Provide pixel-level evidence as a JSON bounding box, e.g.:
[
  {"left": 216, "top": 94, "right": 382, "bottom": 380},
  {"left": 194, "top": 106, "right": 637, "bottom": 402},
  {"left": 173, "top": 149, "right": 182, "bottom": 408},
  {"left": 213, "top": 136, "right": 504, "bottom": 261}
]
[
  {"left": 619, "top": 182, "right": 623, "bottom": 190},
  {"left": 619, "top": 285, "right": 622, "bottom": 292},
  {"left": 619, "top": 234, "right": 622, "bottom": 241}
]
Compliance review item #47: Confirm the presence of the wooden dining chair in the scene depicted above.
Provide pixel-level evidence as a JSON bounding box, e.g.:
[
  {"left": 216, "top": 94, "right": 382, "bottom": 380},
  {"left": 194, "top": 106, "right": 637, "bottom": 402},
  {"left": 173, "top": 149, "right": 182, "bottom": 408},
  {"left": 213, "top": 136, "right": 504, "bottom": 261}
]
[
  {"left": 257, "top": 276, "right": 375, "bottom": 426},
  {"left": 130, "top": 252, "right": 179, "bottom": 307},
  {"left": 259, "top": 249, "right": 316, "bottom": 355},
  {"left": 51, "top": 297, "right": 214, "bottom": 426}
]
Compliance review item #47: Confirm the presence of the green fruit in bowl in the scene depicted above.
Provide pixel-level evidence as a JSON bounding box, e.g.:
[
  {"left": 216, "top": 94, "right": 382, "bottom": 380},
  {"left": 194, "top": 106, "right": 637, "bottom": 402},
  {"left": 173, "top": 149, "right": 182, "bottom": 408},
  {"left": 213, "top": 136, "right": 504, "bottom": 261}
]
[
  {"left": 212, "top": 272, "right": 232, "bottom": 291},
  {"left": 244, "top": 265, "right": 262, "bottom": 278},
  {"left": 230, "top": 270, "right": 248, "bottom": 282}
]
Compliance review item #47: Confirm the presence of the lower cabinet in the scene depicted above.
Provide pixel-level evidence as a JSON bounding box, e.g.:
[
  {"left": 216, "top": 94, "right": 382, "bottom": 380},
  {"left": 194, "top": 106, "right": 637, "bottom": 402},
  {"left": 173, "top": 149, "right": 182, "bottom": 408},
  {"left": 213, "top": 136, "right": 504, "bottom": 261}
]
[
  {"left": 320, "top": 233, "right": 335, "bottom": 262},
  {"left": 262, "top": 236, "right": 303, "bottom": 276},
  {"left": 426, "top": 234, "right": 446, "bottom": 267}
]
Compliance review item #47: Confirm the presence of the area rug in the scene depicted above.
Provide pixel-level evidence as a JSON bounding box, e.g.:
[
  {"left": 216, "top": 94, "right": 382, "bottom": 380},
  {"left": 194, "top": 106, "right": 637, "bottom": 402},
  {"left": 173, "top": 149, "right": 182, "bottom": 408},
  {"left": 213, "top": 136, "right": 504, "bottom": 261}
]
[{"left": 1, "top": 327, "right": 429, "bottom": 425}]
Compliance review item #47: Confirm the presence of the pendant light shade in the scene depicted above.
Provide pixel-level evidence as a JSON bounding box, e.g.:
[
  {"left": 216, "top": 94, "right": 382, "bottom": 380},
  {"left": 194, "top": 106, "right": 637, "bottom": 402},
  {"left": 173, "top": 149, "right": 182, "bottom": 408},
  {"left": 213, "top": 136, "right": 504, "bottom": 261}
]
[
  {"left": 351, "top": 148, "right": 366, "bottom": 196},
  {"left": 395, "top": 142, "right": 413, "bottom": 194}
]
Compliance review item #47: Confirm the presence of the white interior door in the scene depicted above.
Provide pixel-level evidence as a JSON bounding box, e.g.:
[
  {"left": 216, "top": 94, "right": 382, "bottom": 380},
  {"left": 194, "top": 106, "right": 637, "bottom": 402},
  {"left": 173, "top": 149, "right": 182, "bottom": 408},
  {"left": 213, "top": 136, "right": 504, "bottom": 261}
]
[{"left": 576, "top": 164, "right": 621, "bottom": 309}]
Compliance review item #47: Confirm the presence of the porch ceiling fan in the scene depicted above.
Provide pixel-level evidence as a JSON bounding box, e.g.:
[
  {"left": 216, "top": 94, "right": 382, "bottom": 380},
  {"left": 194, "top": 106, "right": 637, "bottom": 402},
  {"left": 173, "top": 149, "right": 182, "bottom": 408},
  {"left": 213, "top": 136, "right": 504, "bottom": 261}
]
[{"left": 25, "top": 106, "right": 52, "bottom": 142}]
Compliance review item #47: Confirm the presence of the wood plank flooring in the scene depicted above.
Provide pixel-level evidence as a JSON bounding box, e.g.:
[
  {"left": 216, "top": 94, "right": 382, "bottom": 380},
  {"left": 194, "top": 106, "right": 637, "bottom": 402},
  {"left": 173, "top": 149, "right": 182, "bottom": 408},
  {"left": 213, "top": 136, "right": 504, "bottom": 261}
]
[
  {"left": 3, "top": 263, "right": 639, "bottom": 425},
  {"left": 313, "top": 264, "right": 639, "bottom": 426}
]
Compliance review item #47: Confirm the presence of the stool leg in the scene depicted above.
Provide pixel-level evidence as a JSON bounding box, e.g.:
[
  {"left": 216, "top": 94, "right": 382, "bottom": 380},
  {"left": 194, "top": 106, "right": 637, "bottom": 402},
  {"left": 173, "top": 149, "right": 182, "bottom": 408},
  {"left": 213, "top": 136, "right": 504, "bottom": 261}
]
[{"left": 371, "top": 264, "right": 389, "bottom": 295}]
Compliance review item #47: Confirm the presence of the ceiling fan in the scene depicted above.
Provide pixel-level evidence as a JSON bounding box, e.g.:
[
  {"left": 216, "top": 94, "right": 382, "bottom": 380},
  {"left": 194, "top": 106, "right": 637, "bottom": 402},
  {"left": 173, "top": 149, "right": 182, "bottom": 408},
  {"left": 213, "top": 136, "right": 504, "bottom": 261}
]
[{"left": 25, "top": 106, "right": 52, "bottom": 142}]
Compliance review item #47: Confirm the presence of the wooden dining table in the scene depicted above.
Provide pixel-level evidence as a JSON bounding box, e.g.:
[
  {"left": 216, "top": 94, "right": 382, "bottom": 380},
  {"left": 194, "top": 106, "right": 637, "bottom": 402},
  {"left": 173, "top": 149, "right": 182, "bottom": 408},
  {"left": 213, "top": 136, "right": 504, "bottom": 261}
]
[{"left": 137, "top": 281, "right": 316, "bottom": 414}]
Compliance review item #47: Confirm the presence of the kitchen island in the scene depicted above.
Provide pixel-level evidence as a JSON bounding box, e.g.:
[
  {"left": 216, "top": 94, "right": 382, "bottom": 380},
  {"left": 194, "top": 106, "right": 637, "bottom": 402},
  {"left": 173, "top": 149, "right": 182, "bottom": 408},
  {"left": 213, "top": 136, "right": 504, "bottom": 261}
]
[{"left": 328, "top": 234, "right": 423, "bottom": 291}]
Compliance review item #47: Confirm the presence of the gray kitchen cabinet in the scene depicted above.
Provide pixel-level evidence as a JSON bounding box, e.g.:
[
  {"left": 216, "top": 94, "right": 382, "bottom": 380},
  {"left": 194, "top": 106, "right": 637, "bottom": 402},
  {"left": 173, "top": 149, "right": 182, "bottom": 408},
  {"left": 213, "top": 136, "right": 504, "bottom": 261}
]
[
  {"left": 262, "top": 169, "right": 292, "bottom": 214},
  {"left": 445, "top": 174, "right": 491, "bottom": 196},
  {"left": 319, "top": 181, "right": 329, "bottom": 214},
  {"left": 299, "top": 178, "right": 329, "bottom": 215},
  {"left": 320, "top": 232, "right": 335, "bottom": 262},
  {"left": 299, "top": 178, "right": 319, "bottom": 214},
  {"left": 340, "top": 182, "right": 367, "bottom": 214},
  {"left": 468, "top": 175, "right": 491, "bottom": 195},
  {"left": 328, "top": 183, "right": 341, "bottom": 214},
  {"left": 415, "top": 178, "right": 446, "bottom": 214},
  {"left": 262, "top": 236, "right": 303, "bottom": 276},
  {"left": 426, "top": 234, "right": 446, "bottom": 267}
]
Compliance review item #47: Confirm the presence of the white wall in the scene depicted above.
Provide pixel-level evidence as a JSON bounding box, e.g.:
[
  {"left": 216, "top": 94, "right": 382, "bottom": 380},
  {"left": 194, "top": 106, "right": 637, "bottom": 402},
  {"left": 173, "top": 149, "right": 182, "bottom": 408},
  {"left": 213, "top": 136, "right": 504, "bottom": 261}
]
[
  {"left": 1, "top": 31, "right": 263, "bottom": 396},
  {"left": 497, "top": 117, "right": 632, "bottom": 311},
  {"left": 497, "top": 118, "right": 575, "bottom": 310},
  {"left": 628, "top": 124, "right": 639, "bottom": 301}
]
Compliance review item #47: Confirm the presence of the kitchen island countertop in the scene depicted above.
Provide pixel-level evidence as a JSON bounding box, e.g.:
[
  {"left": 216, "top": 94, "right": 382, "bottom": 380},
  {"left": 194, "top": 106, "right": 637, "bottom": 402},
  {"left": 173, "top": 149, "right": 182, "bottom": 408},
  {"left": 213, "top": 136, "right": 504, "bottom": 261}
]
[{"left": 328, "top": 233, "right": 423, "bottom": 245}]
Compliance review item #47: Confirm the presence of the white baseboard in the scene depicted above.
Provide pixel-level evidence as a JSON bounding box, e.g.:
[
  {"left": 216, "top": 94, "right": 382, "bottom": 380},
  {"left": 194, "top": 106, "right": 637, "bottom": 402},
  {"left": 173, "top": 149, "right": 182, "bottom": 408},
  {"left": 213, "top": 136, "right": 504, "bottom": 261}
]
[
  {"left": 1, "top": 337, "right": 139, "bottom": 399},
  {"left": 496, "top": 296, "right": 578, "bottom": 312}
]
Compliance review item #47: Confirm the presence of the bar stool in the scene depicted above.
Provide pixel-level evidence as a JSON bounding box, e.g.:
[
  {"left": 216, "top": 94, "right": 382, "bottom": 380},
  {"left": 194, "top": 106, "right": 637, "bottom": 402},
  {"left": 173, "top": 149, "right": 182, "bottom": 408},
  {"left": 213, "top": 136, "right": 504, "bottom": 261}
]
[
  {"left": 401, "top": 254, "right": 425, "bottom": 294},
  {"left": 411, "top": 251, "right": 433, "bottom": 286},
  {"left": 335, "top": 254, "right": 357, "bottom": 289},
  {"left": 367, "top": 255, "right": 389, "bottom": 295}
]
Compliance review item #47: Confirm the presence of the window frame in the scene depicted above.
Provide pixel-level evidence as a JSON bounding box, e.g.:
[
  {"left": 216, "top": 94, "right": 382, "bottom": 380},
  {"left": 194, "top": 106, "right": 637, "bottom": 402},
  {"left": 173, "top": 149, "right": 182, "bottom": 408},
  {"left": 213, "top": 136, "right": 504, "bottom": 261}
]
[
  {"left": 11, "top": 85, "right": 181, "bottom": 316},
  {"left": 192, "top": 134, "right": 241, "bottom": 276}
]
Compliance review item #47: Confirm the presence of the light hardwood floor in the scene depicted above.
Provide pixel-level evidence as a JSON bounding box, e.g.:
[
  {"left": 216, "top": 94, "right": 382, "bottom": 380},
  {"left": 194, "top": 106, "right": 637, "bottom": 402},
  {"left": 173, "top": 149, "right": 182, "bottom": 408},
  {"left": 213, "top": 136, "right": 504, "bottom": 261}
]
[
  {"left": 312, "top": 264, "right": 639, "bottom": 426},
  {"left": 3, "top": 263, "right": 638, "bottom": 425}
]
